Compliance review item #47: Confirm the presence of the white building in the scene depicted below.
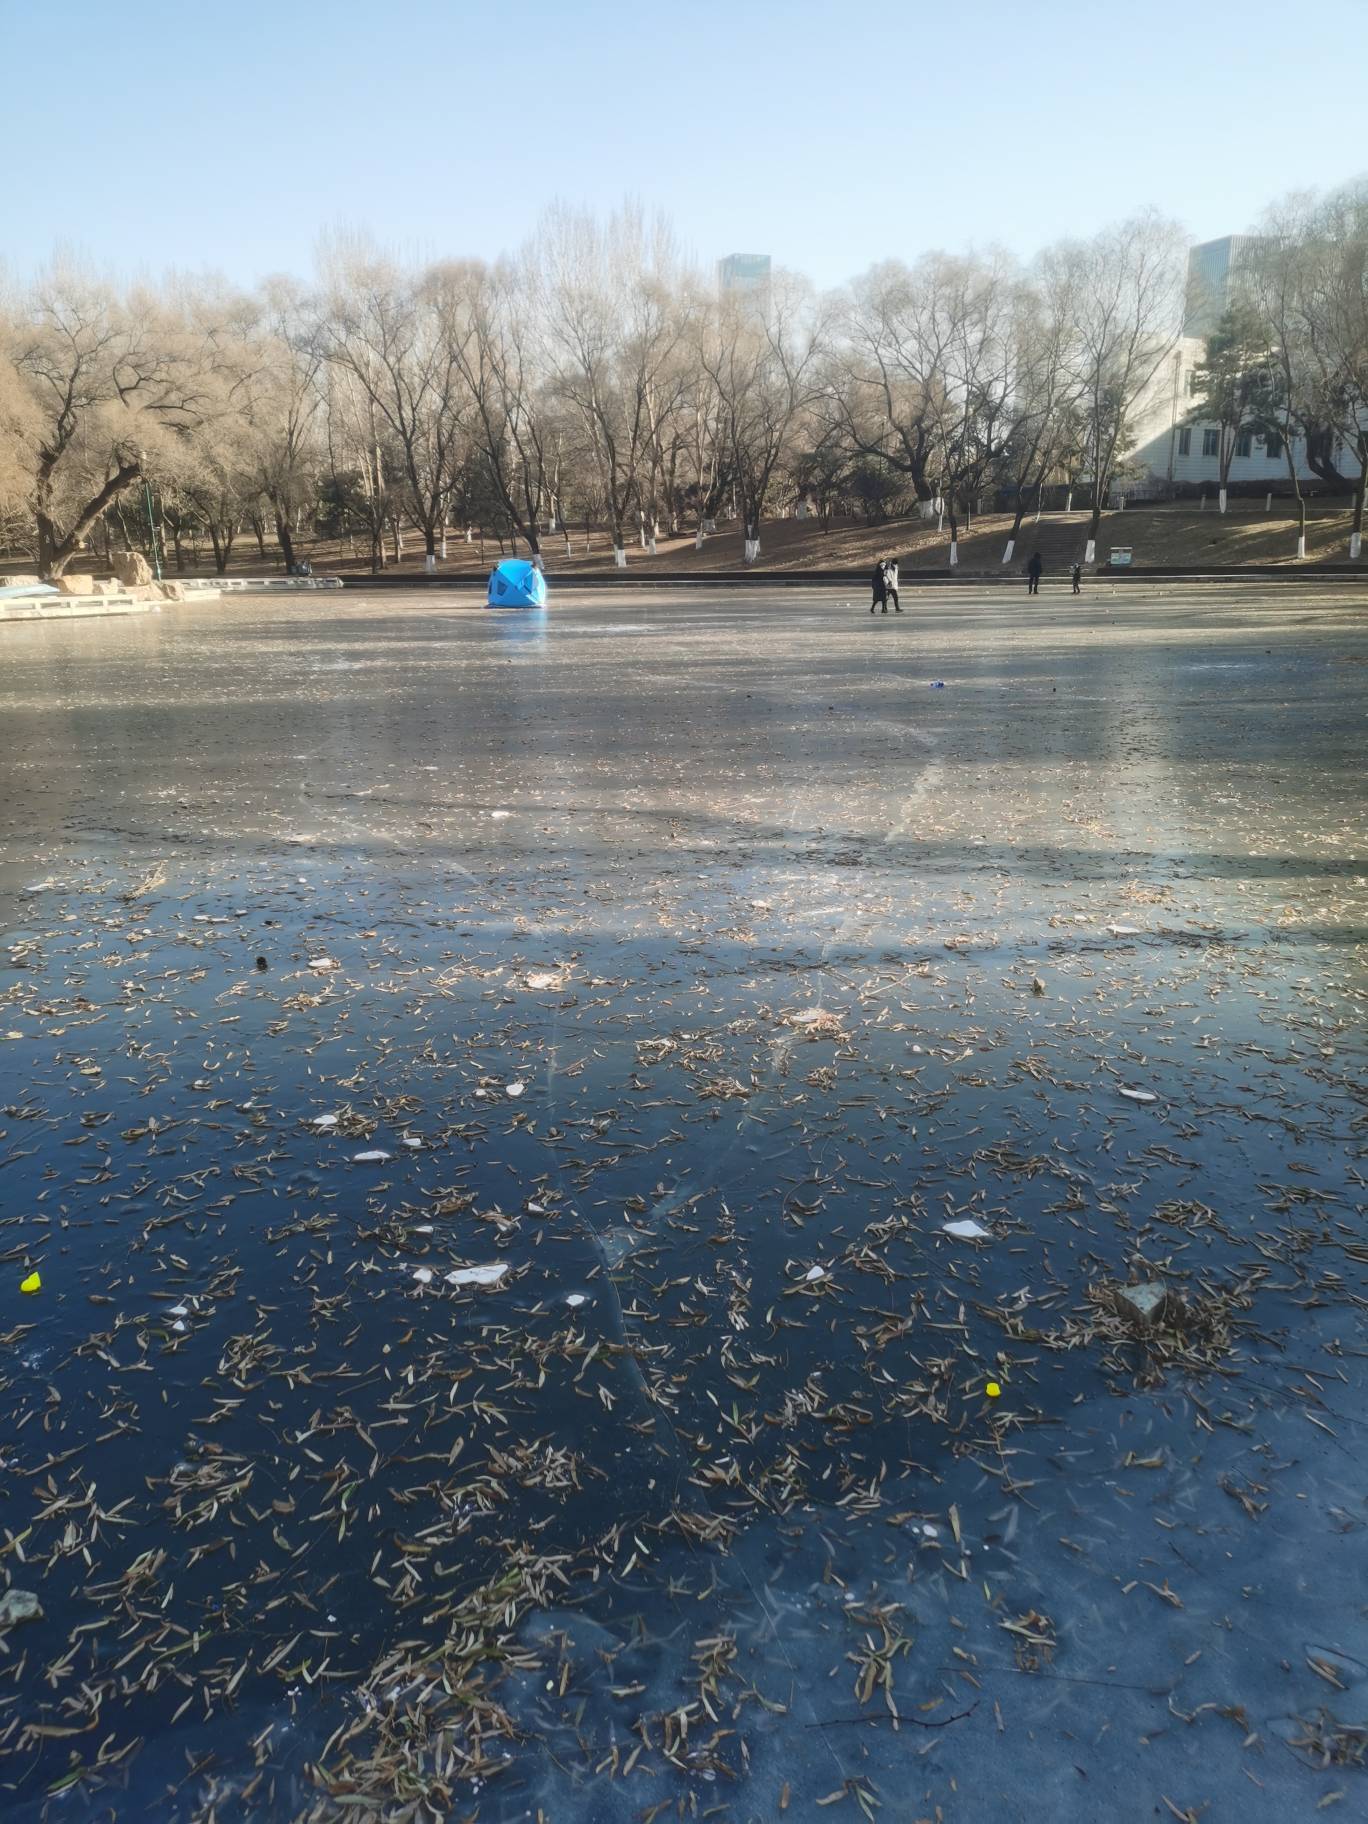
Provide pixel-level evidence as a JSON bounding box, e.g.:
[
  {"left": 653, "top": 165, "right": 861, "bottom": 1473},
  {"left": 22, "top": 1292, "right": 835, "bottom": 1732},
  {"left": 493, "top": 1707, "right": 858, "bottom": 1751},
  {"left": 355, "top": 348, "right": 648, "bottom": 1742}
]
[{"left": 1124, "top": 236, "right": 1319, "bottom": 495}]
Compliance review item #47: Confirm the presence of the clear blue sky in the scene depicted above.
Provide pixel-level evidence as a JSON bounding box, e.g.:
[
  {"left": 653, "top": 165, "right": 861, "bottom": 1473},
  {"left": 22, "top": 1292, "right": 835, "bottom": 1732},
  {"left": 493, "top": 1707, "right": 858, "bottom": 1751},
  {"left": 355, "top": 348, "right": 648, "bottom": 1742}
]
[{"left": 4, "top": 0, "right": 1362, "bottom": 290}]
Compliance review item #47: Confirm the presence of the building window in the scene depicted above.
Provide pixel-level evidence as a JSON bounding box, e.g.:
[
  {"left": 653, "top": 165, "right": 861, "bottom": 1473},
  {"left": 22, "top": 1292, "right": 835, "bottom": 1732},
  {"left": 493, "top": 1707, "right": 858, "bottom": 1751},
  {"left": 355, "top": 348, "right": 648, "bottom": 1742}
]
[
  {"left": 1202, "top": 429, "right": 1220, "bottom": 457},
  {"left": 1178, "top": 428, "right": 1192, "bottom": 455},
  {"left": 1265, "top": 431, "right": 1282, "bottom": 459},
  {"left": 1235, "top": 431, "right": 1253, "bottom": 459}
]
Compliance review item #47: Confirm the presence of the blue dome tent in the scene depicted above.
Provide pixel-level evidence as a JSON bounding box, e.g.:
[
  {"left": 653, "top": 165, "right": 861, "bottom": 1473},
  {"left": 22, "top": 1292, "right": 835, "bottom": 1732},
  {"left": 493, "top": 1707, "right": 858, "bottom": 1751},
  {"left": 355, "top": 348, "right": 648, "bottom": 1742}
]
[{"left": 486, "top": 559, "right": 547, "bottom": 608}]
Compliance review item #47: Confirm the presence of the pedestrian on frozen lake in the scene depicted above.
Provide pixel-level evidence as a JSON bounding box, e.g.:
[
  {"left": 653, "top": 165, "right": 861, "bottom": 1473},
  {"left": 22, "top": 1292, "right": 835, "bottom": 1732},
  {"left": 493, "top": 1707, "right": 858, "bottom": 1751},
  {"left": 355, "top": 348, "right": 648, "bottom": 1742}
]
[
  {"left": 1071, "top": 562, "right": 1082, "bottom": 595},
  {"left": 869, "top": 559, "right": 888, "bottom": 614},
  {"left": 1026, "top": 550, "right": 1043, "bottom": 595},
  {"left": 884, "top": 556, "right": 901, "bottom": 612}
]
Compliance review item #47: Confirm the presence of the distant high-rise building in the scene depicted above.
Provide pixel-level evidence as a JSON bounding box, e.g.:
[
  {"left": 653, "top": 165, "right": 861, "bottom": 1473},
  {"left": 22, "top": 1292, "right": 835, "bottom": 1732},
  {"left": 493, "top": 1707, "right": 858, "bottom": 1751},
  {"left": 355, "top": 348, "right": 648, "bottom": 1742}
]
[
  {"left": 1183, "top": 234, "right": 1266, "bottom": 337},
  {"left": 717, "top": 252, "right": 772, "bottom": 308}
]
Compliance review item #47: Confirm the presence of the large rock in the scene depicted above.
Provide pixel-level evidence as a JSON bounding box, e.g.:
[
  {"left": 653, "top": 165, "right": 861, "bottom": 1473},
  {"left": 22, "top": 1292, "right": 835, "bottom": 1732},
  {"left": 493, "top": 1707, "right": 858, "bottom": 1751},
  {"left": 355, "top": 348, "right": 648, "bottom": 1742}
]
[
  {"left": 57, "top": 574, "right": 96, "bottom": 596},
  {"left": 154, "top": 580, "right": 187, "bottom": 601},
  {"left": 112, "top": 550, "right": 153, "bottom": 587}
]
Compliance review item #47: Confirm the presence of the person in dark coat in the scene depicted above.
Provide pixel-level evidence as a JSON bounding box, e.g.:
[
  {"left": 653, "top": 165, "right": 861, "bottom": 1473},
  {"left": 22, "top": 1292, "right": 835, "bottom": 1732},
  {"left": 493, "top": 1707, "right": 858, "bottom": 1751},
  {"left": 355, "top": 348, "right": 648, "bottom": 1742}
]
[
  {"left": 1071, "top": 562, "right": 1082, "bottom": 595},
  {"left": 1026, "top": 551, "right": 1043, "bottom": 595},
  {"left": 870, "top": 560, "right": 888, "bottom": 613}
]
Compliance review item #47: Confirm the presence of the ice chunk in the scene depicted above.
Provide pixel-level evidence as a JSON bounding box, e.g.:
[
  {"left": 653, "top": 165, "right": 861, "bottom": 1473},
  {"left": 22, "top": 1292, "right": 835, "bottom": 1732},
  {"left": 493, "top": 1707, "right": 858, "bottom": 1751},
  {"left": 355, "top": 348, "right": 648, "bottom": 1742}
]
[
  {"left": 353, "top": 1149, "right": 392, "bottom": 1163},
  {"left": 445, "top": 1263, "right": 509, "bottom": 1288},
  {"left": 942, "top": 1218, "right": 993, "bottom": 1241},
  {"left": 412, "top": 1267, "right": 434, "bottom": 1285},
  {"left": 312, "top": 1114, "right": 339, "bottom": 1129},
  {"left": 1119, "top": 1087, "right": 1156, "bottom": 1103},
  {"left": 1116, "top": 1281, "right": 1170, "bottom": 1325},
  {"left": 505, "top": 1081, "right": 526, "bottom": 1098}
]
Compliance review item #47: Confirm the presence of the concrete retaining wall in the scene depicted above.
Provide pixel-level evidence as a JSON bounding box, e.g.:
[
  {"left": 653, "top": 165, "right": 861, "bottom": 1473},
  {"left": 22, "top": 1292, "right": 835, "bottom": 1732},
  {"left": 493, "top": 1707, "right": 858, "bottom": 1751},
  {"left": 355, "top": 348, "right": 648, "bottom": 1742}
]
[
  {"left": 0, "top": 594, "right": 148, "bottom": 624},
  {"left": 180, "top": 576, "right": 343, "bottom": 593}
]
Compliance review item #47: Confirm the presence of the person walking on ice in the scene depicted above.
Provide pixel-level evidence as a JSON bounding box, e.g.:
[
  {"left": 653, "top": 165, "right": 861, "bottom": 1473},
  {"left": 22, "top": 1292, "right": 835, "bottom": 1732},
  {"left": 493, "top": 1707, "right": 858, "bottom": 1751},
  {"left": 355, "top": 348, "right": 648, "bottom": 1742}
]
[
  {"left": 1026, "top": 551, "right": 1043, "bottom": 595},
  {"left": 884, "top": 557, "right": 901, "bottom": 612},
  {"left": 1071, "top": 562, "right": 1082, "bottom": 595},
  {"left": 870, "top": 560, "right": 888, "bottom": 613}
]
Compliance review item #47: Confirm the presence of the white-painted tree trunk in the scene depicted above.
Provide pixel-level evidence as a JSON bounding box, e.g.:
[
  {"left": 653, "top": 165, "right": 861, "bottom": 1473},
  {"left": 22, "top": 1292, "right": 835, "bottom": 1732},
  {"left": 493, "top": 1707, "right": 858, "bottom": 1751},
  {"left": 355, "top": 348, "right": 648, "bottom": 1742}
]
[
  {"left": 613, "top": 545, "right": 627, "bottom": 569},
  {"left": 949, "top": 540, "right": 958, "bottom": 567},
  {"left": 1218, "top": 487, "right": 1228, "bottom": 514},
  {"left": 1199, "top": 494, "right": 1206, "bottom": 511},
  {"left": 440, "top": 531, "right": 448, "bottom": 559},
  {"left": 1118, "top": 494, "right": 1126, "bottom": 511},
  {"left": 744, "top": 538, "right": 760, "bottom": 564},
  {"left": 1065, "top": 490, "right": 1073, "bottom": 513},
  {"left": 1002, "top": 538, "right": 1015, "bottom": 564},
  {"left": 1352, "top": 532, "right": 1363, "bottom": 560},
  {"left": 1084, "top": 538, "right": 1097, "bottom": 563},
  {"left": 424, "top": 553, "right": 435, "bottom": 574},
  {"left": 1265, "top": 492, "right": 1272, "bottom": 512},
  {"left": 695, "top": 527, "right": 705, "bottom": 550},
  {"left": 1297, "top": 534, "right": 1306, "bottom": 559},
  {"left": 465, "top": 526, "right": 473, "bottom": 543},
  {"left": 936, "top": 511, "right": 944, "bottom": 533},
  {"left": 647, "top": 535, "right": 657, "bottom": 555}
]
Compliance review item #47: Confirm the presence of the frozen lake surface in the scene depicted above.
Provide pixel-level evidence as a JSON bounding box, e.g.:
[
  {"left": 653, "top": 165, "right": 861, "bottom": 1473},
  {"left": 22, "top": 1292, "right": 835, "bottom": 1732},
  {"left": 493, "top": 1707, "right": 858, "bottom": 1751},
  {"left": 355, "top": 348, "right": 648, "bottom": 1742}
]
[{"left": 0, "top": 583, "right": 1365, "bottom": 1820}]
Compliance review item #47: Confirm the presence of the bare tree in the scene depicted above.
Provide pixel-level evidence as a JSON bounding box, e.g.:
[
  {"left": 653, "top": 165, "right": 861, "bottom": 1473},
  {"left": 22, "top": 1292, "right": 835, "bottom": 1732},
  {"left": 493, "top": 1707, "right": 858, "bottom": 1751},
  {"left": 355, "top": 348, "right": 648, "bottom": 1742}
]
[
  {"left": 4, "top": 263, "right": 206, "bottom": 577},
  {"left": 1248, "top": 198, "right": 1320, "bottom": 559},
  {"left": 538, "top": 205, "right": 688, "bottom": 567},
  {"left": 998, "top": 264, "right": 1084, "bottom": 563},
  {"left": 829, "top": 257, "right": 953, "bottom": 507},
  {"left": 318, "top": 243, "right": 468, "bottom": 569},
  {"left": 701, "top": 272, "right": 828, "bottom": 563},
  {"left": 1297, "top": 181, "right": 1368, "bottom": 559},
  {"left": 1043, "top": 214, "right": 1185, "bottom": 563},
  {"left": 442, "top": 257, "right": 554, "bottom": 558}
]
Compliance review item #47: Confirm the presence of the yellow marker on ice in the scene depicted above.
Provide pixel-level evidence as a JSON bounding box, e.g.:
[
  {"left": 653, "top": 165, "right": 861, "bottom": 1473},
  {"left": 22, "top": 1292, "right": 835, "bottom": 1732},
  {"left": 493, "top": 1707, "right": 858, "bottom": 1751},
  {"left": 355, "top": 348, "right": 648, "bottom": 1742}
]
[
  {"left": 985, "top": 1380, "right": 1001, "bottom": 1398},
  {"left": 20, "top": 1271, "right": 41, "bottom": 1295}
]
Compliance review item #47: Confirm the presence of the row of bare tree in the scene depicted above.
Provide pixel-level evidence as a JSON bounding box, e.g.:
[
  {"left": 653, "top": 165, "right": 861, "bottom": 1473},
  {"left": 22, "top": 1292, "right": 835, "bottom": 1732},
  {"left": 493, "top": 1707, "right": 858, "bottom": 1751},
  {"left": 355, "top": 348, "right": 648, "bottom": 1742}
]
[{"left": 1, "top": 185, "right": 1364, "bottom": 578}]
